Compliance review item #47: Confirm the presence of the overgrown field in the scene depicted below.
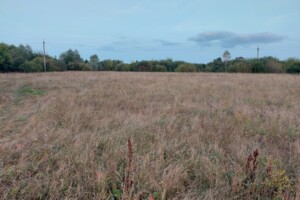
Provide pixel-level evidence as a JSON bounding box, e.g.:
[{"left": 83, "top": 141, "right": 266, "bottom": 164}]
[{"left": 0, "top": 72, "right": 299, "bottom": 199}]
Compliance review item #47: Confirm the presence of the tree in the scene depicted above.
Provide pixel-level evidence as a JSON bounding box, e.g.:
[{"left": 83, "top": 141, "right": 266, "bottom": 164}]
[
  {"left": 89, "top": 54, "right": 99, "bottom": 71},
  {"left": 284, "top": 58, "right": 300, "bottom": 74},
  {"left": 159, "top": 59, "right": 176, "bottom": 72},
  {"left": 206, "top": 57, "right": 224, "bottom": 72},
  {"left": 59, "top": 49, "right": 83, "bottom": 70},
  {"left": 7, "top": 44, "right": 34, "bottom": 71},
  {"left": 152, "top": 65, "right": 167, "bottom": 72},
  {"left": 20, "top": 57, "right": 43, "bottom": 72},
  {"left": 223, "top": 50, "right": 231, "bottom": 71},
  {"left": 228, "top": 61, "right": 252, "bottom": 73},
  {"left": 0, "top": 43, "right": 11, "bottom": 71},
  {"left": 101, "top": 60, "right": 114, "bottom": 71},
  {"left": 175, "top": 63, "right": 197, "bottom": 72},
  {"left": 46, "top": 57, "right": 67, "bottom": 71},
  {"left": 251, "top": 60, "right": 265, "bottom": 73},
  {"left": 265, "top": 60, "right": 283, "bottom": 73}
]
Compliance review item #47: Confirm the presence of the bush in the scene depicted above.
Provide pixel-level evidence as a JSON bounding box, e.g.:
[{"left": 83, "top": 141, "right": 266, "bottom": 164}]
[
  {"left": 0, "top": 43, "right": 11, "bottom": 72},
  {"left": 152, "top": 65, "right": 167, "bottom": 72},
  {"left": 284, "top": 59, "right": 300, "bottom": 74},
  {"left": 20, "top": 58, "right": 43, "bottom": 72},
  {"left": 235, "top": 149, "right": 294, "bottom": 199},
  {"left": 47, "top": 59, "right": 66, "bottom": 71},
  {"left": 228, "top": 62, "right": 252, "bottom": 73},
  {"left": 175, "top": 64, "right": 197, "bottom": 72},
  {"left": 67, "top": 62, "right": 91, "bottom": 71},
  {"left": 265, "top": 60, "right": 283, "bottom": 73},
  {"left": 251, "top": 61, "right": 266, "bottom": 73}
]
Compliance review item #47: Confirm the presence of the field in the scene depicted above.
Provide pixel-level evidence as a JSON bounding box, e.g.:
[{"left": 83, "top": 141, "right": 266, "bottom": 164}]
[{"left": 0, "top": 72, "right": 299, "bottom": 199}]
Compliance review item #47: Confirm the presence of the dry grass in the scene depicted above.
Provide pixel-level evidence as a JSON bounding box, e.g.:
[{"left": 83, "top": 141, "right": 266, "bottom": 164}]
[{"left": 0, "top": 72, "right": 299, "bottom": 199}]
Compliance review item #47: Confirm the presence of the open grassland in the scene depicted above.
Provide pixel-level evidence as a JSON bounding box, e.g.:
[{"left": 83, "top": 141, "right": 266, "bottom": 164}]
[{"left": 0, "top": 72, "right": 299, "bottom": 199}]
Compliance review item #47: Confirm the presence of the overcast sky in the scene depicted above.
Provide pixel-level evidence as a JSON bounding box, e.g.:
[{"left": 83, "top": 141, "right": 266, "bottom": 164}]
[{"left": 0, "top": 0, "right": 299, "bottom": 63}]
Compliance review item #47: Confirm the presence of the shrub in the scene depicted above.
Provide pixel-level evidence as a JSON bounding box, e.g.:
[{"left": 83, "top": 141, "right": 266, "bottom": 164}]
[
  {"left": 47, "top": 59, "right": 66, "bottom": 71},
  {"left": 265, "top": 60, "right": 284, "bottom": 73},
  {"left": 175, "top": 63, "right": 197, "bottom": 72},
  {"left": 152, "top": 65, "right": 167, "bottom": 72},
  {"left": 228, "top": 61, "right": 252, "bottom": 73},
  {"left": 67, "top": 62, "right": 91, "bottom": 71},
  {"left": 234, "top": 149, "right": 294, "bottom": 199},
  {"left": 284, "top": 58, "right": 300, "bottom": 74},
  {"left": 251, "top": 61, "right": 266, "bottom": 73},
  {"left": 20, "top": 58, "right": 43, "bottom": 72}
]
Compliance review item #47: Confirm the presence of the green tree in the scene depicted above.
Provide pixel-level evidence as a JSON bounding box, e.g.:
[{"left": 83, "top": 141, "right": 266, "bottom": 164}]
[
  {"left": 159, "top": 59, "right": 176, "bottom": 72},
  {"left": 152, "top": 64, "right": 167, "bottom": 72},
  {"left": 46, "top": 57, "right": 67, "bottom": 71},
  {"left": 284, "top": 58, "right": 300, "bottom": 74},
  {"left": 0, "top": 43, "right": 11, "bottom": 71},
  {"left": 7, "top": 44, "right": 34, "bottom": 71},
  {"left": 206, "top": 57, "right": 224, "bottom": 72},
  {"left": 59, "top": 49, "right": 83, "bottom": 70},
  {"left": 135, "top": 60, "right": 153, "bottom": 71},
  {"left": 20, "top": 57, "right": 43, "bottom": 72},
  {"left": 228, "top": 61, "right": 252, "bottom": 73},
  {"left": 175, "top": 63, "right": 197, "bottom": 72},
  {"left": 101, "top": 60, "right": 114, "bottom": 71},
  {"left": 248, "top": 59, "right": 266, "bottom": 73}
]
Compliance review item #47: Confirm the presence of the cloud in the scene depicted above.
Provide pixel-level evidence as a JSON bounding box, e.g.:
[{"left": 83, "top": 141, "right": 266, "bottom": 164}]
[
  {"left": 98, "top": 45, "right": 120, "bottom": 52},
  {"left": 98, "top": 37, "right": 157, "bottom": 52},
  {"left": 156, "top": 39, "right": 180, "bottom": 46},
  {"left": 99, "top": 38, "right": 181, "bottom": 53},
  {"left": 189, "top": 31, "right": 285, "bottom": 47},
  {"left": 98, "top": 37, "right": 139, "bottom": 52}
]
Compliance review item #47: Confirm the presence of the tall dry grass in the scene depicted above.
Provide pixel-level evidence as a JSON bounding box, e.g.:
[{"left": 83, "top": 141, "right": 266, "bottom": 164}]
[{"left": 0, "top": 72, "right": 299, "bottom": 199}]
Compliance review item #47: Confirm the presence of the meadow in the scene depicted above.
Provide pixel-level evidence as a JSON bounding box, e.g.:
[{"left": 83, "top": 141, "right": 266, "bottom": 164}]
[{"left": 0, "top": 72, "right": 299, "bottom": 199}]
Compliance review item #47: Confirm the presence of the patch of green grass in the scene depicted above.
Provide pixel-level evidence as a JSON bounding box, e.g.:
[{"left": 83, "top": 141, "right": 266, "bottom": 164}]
[
  {"left": 17, "top": 115, "right": 28, "bottom": 122},
  {"left": 14, "top": 86, "right": 46, "bottom": 103},
  {"left": 17, "top": 86, "right": 46, "bottom": 96},
  {"left": 288, "top": 127, "right": 300, "bottom": 141}
]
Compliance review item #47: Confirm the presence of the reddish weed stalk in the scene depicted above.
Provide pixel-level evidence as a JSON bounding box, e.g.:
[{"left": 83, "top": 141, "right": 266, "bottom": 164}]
[
  {"left": 245, "top": 149, "right": 259, "bottom": 182},
  {"left": 123, "top": 137, "right": 134, "bottom": 198}
]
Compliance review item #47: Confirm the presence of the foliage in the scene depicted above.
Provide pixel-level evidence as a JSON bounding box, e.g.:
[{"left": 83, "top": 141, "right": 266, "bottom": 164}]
[
  {"left": 251, "top": 60, "right": 266, "bottom": 73},
  {"left": 235, "top": 149, "right": 294, "bottom": 199},
  {"left": 206, "top": 57, "right": 224, "bottom": 72},
  {"left": 228, "top": 61, "right": 252, "bottom": 73},
  {"left": 152, "top": 64, "right": 167, "bottom": 72},
  {"left": 66, "top": 62, "right": 91, "bottom": 71},
  {"left": 265, "top": 60, "right": 283, "bottom": 73},
  {"left": 89, "top": 54, "right": 100, "bottom": 71},
  {"left": 0, "top": 42, "right": 299, "bottom": 73},
  {"left": 175, "top": 63, "right": 197, "bottom": 72},
  {"left": 20, "top": 57, "right": 43, "bottom": 72},
  {"left": 47, "top": 57, "right": 67, "bottom": 71},
  {"left": 100, "top": 60, "right": 123, "bottom": 71},
  {"left": 159, "top": 59, "right": 176, "bottom": 72},
  {"left": 284, "top": 58, "right": 300, "bottom": 74},
  {"left": 59, "top": 49, "right": 83, "bottom": 66}
]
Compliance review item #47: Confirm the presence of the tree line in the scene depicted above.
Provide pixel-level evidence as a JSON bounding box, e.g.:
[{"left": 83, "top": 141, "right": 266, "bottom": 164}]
[{"left": 0, "top": 42, "right": 299, "bottom": 73}]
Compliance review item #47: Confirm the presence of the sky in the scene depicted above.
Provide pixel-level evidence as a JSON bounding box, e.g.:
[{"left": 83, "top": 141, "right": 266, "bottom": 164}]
[{"left": 0, "top": 0, "right": 299, "bottom": 63}]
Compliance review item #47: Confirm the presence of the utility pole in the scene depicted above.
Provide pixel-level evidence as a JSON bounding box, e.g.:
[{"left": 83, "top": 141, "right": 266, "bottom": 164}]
[
  {"left": 257, "top": 46, "right": 260, "bottom": 60},
  {"left": 43, "top": 39, "right": 46, "bottom": 72}
]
